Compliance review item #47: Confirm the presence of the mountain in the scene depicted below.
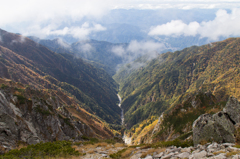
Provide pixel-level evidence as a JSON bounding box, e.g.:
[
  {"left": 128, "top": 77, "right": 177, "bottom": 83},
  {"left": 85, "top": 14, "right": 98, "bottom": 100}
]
[
  {"left": 114, "top": 38, "right": 240, "bottom": 143},
  {"left": 0, "top": 79, "right": 116, "bottom": 151},
  {"left": 29, "top": 37, "right": 126, "bottom": 76},
  {"left": 90, "top": 23, "right": 147, "bottom": 43},
  {"left": 0, "top": 28, "right": 121, "bottom": 125}
]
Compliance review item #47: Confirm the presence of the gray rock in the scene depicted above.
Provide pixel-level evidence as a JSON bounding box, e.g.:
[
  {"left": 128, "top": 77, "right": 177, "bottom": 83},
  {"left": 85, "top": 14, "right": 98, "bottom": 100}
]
[
  {"left": 208, "top": 148, "right": 216, "bottom": 153},
  {"left": 222, "top": 143, "right": 235, "bottom": 147},
  {"left": 181, "top": 147, "right": 194, "bottom": 153},
  {"left": 207, "top": 152, "right": 214, "bottom": 157},
  {"left": 144, "top": 155, "right": 153, "bottom": 159},
  {"left": 192, "top": 150, "right": 207, "bottom": 159},
  {"left": 193, "top": 112, "right": 235, "bottom": 146},
  {"left": 223, "top": 96, "right": 240, "bottom": 124},
  {"left": 153, "top": 152, "right": 164, "bottom": 158},
  {"left": 208, "top": 142, "right": 219, "bottom": 149},
  {"left": 161, "top": 152, "right": 175, "bottom": 159},
  {"left": 214, "top": 153, "right": 226, "bottom": 159},
  {"left": 227, "top": 146, "right": 239, "bottom": 152},
  {"left": 232, "top": 155, "right": 240, "bottom": 159},
  {"left": 176, "top": 152, "right": 190, "bottom": 158}
]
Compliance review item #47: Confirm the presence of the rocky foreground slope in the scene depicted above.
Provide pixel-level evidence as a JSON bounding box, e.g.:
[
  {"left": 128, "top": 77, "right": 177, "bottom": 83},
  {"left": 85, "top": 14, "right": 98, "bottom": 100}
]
[
  {"left": 193, "top": 96, "right": 240, "bottom": 146},
  {"left": 0, "top": 80, "right": 116, "bottom": 153}
]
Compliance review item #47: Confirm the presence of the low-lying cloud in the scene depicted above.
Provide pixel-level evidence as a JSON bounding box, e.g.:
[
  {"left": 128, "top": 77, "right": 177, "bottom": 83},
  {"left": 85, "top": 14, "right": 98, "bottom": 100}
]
[
  {"left": 56, "top": 38, "right": 70, "bottom": 48},
  {"left": 149, "top": 8, "right": 240, "bottom": 41},
  {"left": 11, "top": 35, "right": 26, "bottom": 44},
  {"left": 112, "top": 40, "right": 165, "bottom": 63},
  {"left": 23, "top": 22, "right": 106, "bottom": 40}
]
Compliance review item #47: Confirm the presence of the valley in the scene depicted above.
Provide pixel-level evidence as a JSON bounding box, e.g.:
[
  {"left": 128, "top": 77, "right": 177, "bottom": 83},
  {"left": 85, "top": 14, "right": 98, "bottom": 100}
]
[{"left": 1, "top": 23, "right": 240, "bottom": 159}]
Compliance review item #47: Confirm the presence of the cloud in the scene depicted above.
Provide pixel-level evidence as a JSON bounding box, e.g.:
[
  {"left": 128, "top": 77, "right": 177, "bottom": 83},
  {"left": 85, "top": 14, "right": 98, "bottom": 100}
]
[
  {"left": 149, "top": 8, "right": 240, "bottom": 40},
  {"left": 149, "top": 20, "right": 200, "bottom": 37},
  {"left": 127, "top": 40, "right": 165, "bottom": 53},
  {"left": 112, "top": 40, "right": 166, "bottom": 63},
  {"left": 74, "top": 42, "right": 95, "bottom": 59},
  {"left": 112, "top": 46, "right": 126, "bottom": 56},
  {"left": 11, "top": 35, "right": 26, "bottom": 44},
  {"left": 22, "top": 22, "right": 106, "bottom": 40},
  {"left": 56, "top": 38, "right": 70, "bottom": 48},
  {"left": 80, "top": 43, "right": 94, "bottom": 53},
  {"left": 0, "top": 1, "right": 239, "bottom": 40}
]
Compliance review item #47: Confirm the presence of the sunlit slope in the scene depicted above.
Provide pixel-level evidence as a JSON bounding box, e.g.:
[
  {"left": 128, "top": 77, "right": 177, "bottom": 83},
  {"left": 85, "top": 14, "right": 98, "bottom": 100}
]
[{"left": 115, "top": 38, "right": 240, "bottom": 129}]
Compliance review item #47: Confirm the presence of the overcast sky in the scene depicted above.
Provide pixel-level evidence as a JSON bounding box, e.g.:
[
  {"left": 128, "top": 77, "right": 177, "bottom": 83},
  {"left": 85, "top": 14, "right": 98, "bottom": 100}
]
[{"left": 0, "top": 0, "right": 240, "bottom": 40}]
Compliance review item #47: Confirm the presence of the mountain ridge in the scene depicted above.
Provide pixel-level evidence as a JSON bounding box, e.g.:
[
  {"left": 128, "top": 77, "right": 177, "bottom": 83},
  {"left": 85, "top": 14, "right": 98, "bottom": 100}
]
[
  {"left": 0, "top": 28, "right": 121, "bottom": 124},
  {"left": 114, "top": 37, "right": 240, "bottom": 144}
]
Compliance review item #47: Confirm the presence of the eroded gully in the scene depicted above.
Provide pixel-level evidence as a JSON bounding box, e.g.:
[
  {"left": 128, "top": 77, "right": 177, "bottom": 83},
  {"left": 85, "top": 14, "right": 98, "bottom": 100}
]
[{"left": 117, "top": 94, "right": 132, "bottom": 145}]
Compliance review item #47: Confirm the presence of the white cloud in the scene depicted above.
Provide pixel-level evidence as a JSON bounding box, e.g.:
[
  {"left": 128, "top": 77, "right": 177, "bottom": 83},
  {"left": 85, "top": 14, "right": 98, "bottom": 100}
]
[
  {"left": 127, "top": 40, "right": 165, "bottom": 54},
  {"left": 56, "top": 38, "right": 70, "bottom": 48},
  {"left": 80, "top": 43, "right": 94, "bottom": 53},
  {"left": 11, "top": 35, "right": 26, "bottom": 44},
  {"left": 22, "top": 22, "right": 106, "bottom": 39},
  {"left": 75, "top": 42, "right": 95, "bottom": 58},
  {"left": 112, "top": 46, "right": 126, "bottom": 56},
  {"left": 0, "top": 1, "right": 239, "bottom": 39},
  {"left": 149, "top": 20, "right": 200, "bottom": 37},
  {"left": 112, "top": 40, "right": 166, "bottom": 63},
  {"left": 149, "top": 8, "right": 240, "bottom": 40}
]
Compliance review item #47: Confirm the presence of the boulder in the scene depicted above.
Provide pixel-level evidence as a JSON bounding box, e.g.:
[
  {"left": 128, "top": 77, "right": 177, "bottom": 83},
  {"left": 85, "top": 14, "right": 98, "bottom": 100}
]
[
  {"left": 193, "top": 112, "right": 235, "bottom": 146},
  {"left": 223, "top": 96, "right": 240, "bottom": 124},
  {"left": 193, "top": 96, "right": 240, "bottom": 146}
]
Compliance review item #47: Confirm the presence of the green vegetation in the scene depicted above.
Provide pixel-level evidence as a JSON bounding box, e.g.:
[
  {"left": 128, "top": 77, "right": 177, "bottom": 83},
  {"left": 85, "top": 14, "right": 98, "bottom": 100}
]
[
  {"left": 74, "top": 136, "right": 122, "bottom": 146},
  {"left": 1, "top": 141, "right": 81, "bottom": 158},
  {"left": 152, "top": 139, "right": 193, "bottom": 148},
  {"left": 14, "top": 94, "right": 27, "bottom": 105},
  {"left": 109, "top": 148, "right": 128, "bottom": 158},
  {"left": 1, "top": 84, "right": 8, "bottom": 89},
  {"left": 115, "top": 38, "right": 240, "bottom": 134},
  {"left": 14, "top": 87, "right": 25, "bottom": 93},
  {"left": 34, "top": 105, "right": 51, "bottom": 116}
]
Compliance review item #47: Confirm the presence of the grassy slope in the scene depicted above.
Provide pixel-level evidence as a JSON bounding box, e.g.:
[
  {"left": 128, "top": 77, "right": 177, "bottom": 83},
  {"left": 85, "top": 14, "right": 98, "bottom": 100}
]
[{"left": 114, "top": 38, "right": 240, "bottom": 132}]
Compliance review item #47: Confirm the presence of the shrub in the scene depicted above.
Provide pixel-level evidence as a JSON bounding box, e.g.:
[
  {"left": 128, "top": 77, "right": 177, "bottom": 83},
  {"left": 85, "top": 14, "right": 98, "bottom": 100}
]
[
  {"left": 34, "top": 105, "right": 51, "bottom": 116},
  {"left": 152, "top": 139, "right": 193, "bottom": 148},
  {"left": 14, "top": 94, "right": 27, "bottom": 104},
  {"left": 1, "top": 141, "right": 80, "bottom": 158}
]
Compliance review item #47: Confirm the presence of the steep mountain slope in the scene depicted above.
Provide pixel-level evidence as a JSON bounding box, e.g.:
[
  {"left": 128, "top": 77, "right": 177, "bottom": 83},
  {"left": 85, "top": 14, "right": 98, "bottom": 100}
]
[
  {"left": 0, "top": 29, "right": 121, "bottom": 124},
  {"left": 0, "top": 79, "right": 116, "bottom": 151},
  {"left": 115, "top": 38, "right": 240, "bottom": 131},
  {"left": 29, "top": 37, "right": 126, "bottom": 76}
]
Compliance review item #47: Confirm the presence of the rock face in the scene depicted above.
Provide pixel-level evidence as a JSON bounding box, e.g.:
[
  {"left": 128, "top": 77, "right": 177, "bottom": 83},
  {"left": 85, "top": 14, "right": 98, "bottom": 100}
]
[
  {"left": 0, "top": 89, "right": 93, "bottom": 151},
  {"left": 193, "top": 96, "right": 240, "bottom": 146}
]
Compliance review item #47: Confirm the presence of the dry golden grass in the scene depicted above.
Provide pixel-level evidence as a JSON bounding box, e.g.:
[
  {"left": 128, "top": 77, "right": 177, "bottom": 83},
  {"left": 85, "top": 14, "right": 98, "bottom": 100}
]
[
  {"left": 199, "top": 140, "right": 209, "bottom": 145},
  {"left": 114, "top": 143, "right": 125, "bottom": 148},
  {"left": 156, "top": 148, "right": 166, "bottom": 153},
  {"left": 213, "top": 150, "right": 226, "bottom": 155},
  {"left": 121, "top": 148, "right": 135, "bottom": 158},
  {"left": 140, "top": 148, "right": 165, "bottom": 158},
  {"left": 96, "top": 142, "right": 108, "bottom": 147},
  {"left": 87, "top": 149, "right": 96, "bottom": 154},
  {"left": 17, "top": 144, "right": 28, "bottom": 150},
  {"left": 226, "top": 151, "right": 240, "bottom": 157}
]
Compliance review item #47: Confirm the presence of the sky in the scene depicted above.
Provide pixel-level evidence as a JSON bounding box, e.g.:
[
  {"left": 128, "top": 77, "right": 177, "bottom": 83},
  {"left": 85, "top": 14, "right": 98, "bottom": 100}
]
[
  {"left": 0, "top": 0, "right": 239, "bottom": 34},
  {"left": 0, "top": 0, "right": 240, "bottom": 43}
]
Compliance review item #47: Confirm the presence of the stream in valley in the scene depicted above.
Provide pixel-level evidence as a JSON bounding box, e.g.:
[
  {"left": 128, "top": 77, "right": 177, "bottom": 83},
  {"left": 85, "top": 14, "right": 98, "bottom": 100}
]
[{"left": 117, "top": 94, "right": 132, "bottom": 145}]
